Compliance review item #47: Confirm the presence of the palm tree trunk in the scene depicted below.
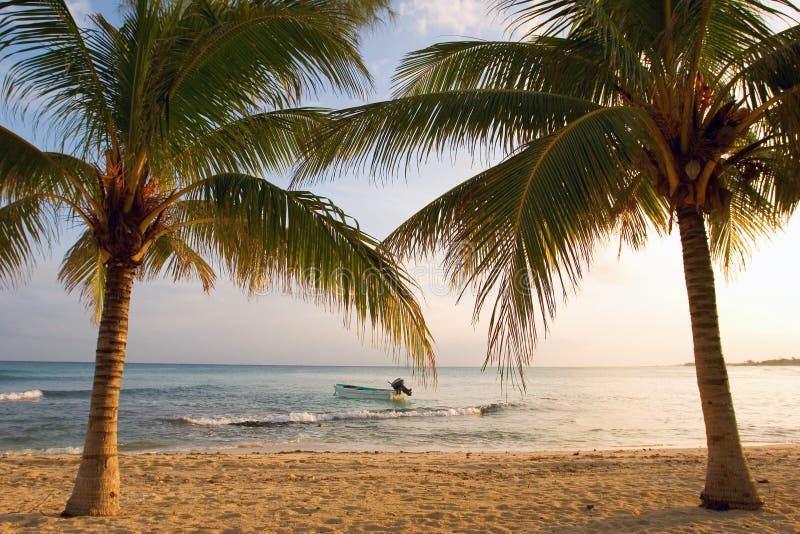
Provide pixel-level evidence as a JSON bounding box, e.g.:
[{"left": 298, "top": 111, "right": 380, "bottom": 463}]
[
  {"left": 62, "top": 261, "right": 135, "bottom": 517},
  {"left": 676, "top": 206, "right": 762, "bottom": 510}
]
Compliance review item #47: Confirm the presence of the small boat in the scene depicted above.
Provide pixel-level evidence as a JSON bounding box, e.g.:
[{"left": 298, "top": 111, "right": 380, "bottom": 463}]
[{"left": 334, "top": 378, "right": 412, "bottom": 400}]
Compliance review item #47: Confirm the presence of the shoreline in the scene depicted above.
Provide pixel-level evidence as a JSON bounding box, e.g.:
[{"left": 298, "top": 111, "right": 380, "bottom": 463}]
[
  {"left": 3, "top": 438, "right": 797, "bottom": 457},
  {"left": 2, "top": 445, "right": 798, "bottom": 532}
]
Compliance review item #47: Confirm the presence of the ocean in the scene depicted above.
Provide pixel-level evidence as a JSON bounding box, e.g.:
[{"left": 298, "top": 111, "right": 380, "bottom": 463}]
[{"left": 1, "top": 362, "right": 798, "bottom": 454}]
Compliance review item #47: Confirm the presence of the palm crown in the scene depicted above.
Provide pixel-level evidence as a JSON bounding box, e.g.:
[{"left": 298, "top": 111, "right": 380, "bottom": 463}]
[
  {"left": 0, "top": 0, "right": 433, "bottom": 366},
  {"left": 296, "top": 0, "right": 800, "bottom": 510},
  {"left": 299, "top": 0, "right": 800, "bottom": 375},
  {"left": 0, "top": 0, "right": 434, "bottom": 516}
]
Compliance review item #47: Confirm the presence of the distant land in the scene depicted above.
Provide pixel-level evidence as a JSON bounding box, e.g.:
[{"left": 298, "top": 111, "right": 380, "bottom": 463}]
[{"left": 682, "top": 357, "right": 800, "bottom": 367}]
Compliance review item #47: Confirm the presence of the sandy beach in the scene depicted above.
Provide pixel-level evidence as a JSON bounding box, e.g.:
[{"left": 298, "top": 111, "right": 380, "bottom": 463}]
[{"left": 0, "top": 445, "right": 797, "bottom": 533}]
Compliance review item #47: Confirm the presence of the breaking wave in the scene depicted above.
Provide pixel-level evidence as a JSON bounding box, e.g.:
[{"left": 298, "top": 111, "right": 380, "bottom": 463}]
[
  {"left": 0, "top": 389, "right": 43, "bottom": 402},
  {"left": 40, "top": 389, "right": 89, "bottom": 399},
  {"left": 479, "top": 402, "right": 510, "bottom": 414},
  {"left": 3, "top": 446, "right": 82, "bottom": 455},
  {"left": 39, "top": 385, "right": 226, "bottom": 400},
  {"left": 173, "top": 404, "right": 506, "bottom": 427}
]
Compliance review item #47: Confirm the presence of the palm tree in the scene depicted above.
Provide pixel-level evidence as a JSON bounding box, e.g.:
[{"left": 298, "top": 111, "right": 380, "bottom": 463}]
[
  {"left": 295, "top": 0, "right": 800, "bottom": 510},
  {"left": 0, "top": 0, "right": 434, "bottom": 517}
]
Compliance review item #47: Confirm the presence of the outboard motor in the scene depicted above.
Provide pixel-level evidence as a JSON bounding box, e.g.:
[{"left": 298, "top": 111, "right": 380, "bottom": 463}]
[{"left": 390, "top": 378, "right": 412, "bottom": 396}]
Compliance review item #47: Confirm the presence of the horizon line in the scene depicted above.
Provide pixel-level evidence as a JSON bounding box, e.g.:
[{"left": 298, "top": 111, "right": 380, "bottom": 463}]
[{"left": 0, "top": 359, "right": 697, "bottom": 368}]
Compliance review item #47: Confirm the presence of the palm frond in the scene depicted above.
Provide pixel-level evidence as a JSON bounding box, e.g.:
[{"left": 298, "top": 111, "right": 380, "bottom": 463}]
[
  {"left": 683, "top": 0, "right": 797, "bottom": 73},
  {"left": 709, "top": 172, "right": 783, "bottom": 279},
  {"left": 84, "top": 0, "right": 387, "bottom": 200},
  {"left": 386, "top": 106, "right": 653, "bottom": 383},
  {"left": 710, "top": 23, "right": 799, "bottom": 110},
  {"left": 156, "top": 107, "right": 328, "bottom": 186},
  {"left": 0, "top": 0, "right": 119, "bottom": 153},
  {"left": 0, "top": 194, "right": 56, "bottom": 288},
  {"left": 495, "top": 0, "right": 654, "bottom": 84},
  {"left": 392, "top": 39, "right": 627, "bottom": 106},
  {"left": 158, "top": 0, "right": 375, "bottom": 141},
  {"left": 294, "top": 90, "right": 599, "bottom": 184},
  {"left": 721, "top": 130, "right": 800, "bottom": 218},
  {"left": 139, "top": 231, "right": 216, "bottom": 292},
  {"left": 761, "top": 104, "right": 800, "bottom": 180},
  {"left": 394, "top": 41, "right": 548, "bottom": 96},
  {"left": 58, "top": 230, "right": 106, "bottom": 322},
  {"left": 337, "top": 0, "right": 393, "bottom": 28},
  {"left": 494, "top": 0, "right": 611, "bottom": 38},
  {"left": 610, "top": 174, "right": 670, "bottom": 255},
  {"left": 0, "top": 126, "right": 73, "bottom": 194},
  {"left": 60, "top": 222, "right": 216, "bottom": 323},
  {"left": 180, "top": 174, "right": 436, "bottom": 377}
]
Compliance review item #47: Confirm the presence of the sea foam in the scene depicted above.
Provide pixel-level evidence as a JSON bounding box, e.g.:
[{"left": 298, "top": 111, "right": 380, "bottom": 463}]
[
  {"left": 0, "top": 389, "right": 43, "bottom": 401},
  {"left": 3, "top": 446, "right": 82, "bottom": 455},
  {"left": 177, "top": 405, "right": 489, "bottom": 427}
]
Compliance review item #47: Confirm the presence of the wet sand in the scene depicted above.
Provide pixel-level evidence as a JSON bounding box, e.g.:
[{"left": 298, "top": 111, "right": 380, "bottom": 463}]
[{"left": 1, "top": 445, "right": 798, "bottom": 533}]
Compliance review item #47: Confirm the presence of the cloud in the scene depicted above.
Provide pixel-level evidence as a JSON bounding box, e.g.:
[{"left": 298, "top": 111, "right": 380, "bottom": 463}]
[
  {"left": 66, "top": 0, "right": 93, "bottom": 24},
  {"left": 397, "top": 0, "right": 502, "bottom": 38}
]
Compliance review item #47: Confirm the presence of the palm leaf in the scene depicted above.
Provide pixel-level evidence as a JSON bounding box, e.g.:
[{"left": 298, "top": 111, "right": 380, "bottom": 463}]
[
  {"left": 0, "top": 0, "right": 119, "bottom": 153},
  {"left": 386, "top": 106, "right": 659, "bottom": 382},
  {"left": 294, "top": 90, "right": 599, "bottom": 183},
  {"left": 0, "top": 194, "right": 58, "bottom": 288},
  {"left": 180, "top": 174, "right": 436, "bottom": 376},
  {"left": 708, "top": 166, "right": 783, "bottom": 278},
  {"left": 156, "top": 107, "right": 328, "bottom": 186},
  {"left": 155, "top": 0, "right": 377, "bottom": 153},
  {"left": 393, "top": 38, "right": 630, "bottom": 106},
  {"left": 0, "top": 125, "right": 100, "bottom": 225},
  {"left": 139, "top": 231, "right": 216, "bottom": 292},
  {"left": 495, "top": 0, "right": 653, "bottom": 83},
  {"left": 58, "top": 230, "right": 106, "bottom": 322},
  {"left": 686, "top": 0, "right": 797, "bottom": 73},
  {"left": 610, "top": 174, "right": 670, "bottom": 255}
]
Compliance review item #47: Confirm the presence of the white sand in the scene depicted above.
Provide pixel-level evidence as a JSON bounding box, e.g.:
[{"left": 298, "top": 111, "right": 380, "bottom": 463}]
[{"left": 1, "top": 446, "right": 798, "bottom": 532}]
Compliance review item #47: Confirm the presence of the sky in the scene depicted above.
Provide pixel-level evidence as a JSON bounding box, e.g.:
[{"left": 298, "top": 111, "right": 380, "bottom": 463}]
[{"left": 0, "top": 1, "right": 798, "bottom": 368}]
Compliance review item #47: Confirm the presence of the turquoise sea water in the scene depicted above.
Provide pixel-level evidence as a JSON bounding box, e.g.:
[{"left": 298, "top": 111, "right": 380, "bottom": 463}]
[{"left": 1, "top": 362, "right": 798, "bottom": 454}]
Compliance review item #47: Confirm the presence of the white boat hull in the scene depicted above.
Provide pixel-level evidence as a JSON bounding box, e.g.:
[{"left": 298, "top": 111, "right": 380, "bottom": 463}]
[{"left": 334, "top": 384, "right": 405, "bottom": 400}]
